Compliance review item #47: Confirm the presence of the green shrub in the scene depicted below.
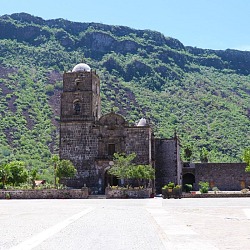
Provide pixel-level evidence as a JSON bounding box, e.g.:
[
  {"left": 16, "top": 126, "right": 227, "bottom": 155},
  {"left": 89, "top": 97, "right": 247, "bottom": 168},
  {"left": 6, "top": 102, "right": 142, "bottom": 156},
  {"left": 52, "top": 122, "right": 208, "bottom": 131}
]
[
  {"left": 162, "top": 182, "right": 178, "bottom": 190},
  {"left": 45, "top": 84, "right": 54, "bottom": 95},
  {"left": 199, "top": 181, "right": 209, "bottom": 193},
  {"left": 185, "top": 184, "right": 193, "bottom": 193},
  {"left": 212, "top": 186, "right": 220, "bottom": 192},
  {"left": 167, "top": 182, "right": 175, "bottom": 188},
  {"left": 5, "top": 192, "right": 11, "bottom": 199},
  {"left": 173, "top": 185, "right": 182, "bottom": 192}
]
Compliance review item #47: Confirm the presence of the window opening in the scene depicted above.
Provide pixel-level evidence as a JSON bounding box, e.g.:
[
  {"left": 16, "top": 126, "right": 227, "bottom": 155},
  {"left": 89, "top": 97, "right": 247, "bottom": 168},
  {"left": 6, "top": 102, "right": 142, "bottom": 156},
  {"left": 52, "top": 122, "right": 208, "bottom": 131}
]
[
  {"left": 76, "top": 82, "right": 80, "bottom": 91},
  {"left": 74, "top": 102, "right": 81, "bottom": 115},
  {"left": 108, "top": 144, "right": 116, "bottom": 156}
]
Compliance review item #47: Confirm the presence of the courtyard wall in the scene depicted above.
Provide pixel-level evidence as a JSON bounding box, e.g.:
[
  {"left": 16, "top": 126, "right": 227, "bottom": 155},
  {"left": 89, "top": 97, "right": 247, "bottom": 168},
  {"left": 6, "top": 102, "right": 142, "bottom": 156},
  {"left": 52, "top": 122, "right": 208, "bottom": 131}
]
[{"left": 194, "top": 163, "right": 249, "bottom": 190}]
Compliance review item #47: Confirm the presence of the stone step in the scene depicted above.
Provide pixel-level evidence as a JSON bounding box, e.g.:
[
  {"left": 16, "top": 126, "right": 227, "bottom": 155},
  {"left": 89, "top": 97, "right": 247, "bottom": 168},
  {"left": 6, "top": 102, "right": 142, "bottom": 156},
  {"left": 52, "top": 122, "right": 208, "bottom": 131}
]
[{"left": 88, "top": 195, "right": 106, "bottom": 199}]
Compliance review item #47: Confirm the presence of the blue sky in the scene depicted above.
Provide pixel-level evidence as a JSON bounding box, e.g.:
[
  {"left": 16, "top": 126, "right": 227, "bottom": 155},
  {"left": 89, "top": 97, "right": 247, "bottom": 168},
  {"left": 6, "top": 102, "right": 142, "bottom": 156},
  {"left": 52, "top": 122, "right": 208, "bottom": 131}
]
[{"left": 1, "top": 0, "right": 250, "bottom": 51}]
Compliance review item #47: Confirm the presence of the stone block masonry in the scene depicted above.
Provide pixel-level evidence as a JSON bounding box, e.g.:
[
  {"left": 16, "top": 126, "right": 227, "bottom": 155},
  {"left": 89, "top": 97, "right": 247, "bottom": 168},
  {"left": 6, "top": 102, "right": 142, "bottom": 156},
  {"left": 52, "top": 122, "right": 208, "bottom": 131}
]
[
  {"left": 154, "top": 138, "right": 181, "bottom": 193},
  {"left": 194, "top": 163, "right": 250, "bottom": 191},
  {"left": 105, "top": 187, "right": 153, "bottom": 198},
  {"left": 0, "top": 188, "right": 89, "bottom": 199}
]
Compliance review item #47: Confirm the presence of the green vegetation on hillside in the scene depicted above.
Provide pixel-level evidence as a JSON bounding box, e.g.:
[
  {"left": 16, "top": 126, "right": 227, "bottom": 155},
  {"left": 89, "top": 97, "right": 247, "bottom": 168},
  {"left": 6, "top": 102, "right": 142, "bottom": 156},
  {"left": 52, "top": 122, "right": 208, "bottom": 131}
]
[{"left": 0, "top": 13, "right": 249, "bottom": 176}]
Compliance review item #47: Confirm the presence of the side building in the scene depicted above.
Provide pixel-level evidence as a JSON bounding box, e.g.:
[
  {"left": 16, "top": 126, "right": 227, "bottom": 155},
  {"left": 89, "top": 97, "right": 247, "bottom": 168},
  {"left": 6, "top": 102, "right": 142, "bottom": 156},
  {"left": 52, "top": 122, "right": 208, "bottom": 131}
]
[{"left": 182, "top": 162, "right": 249, "bottom": 191}]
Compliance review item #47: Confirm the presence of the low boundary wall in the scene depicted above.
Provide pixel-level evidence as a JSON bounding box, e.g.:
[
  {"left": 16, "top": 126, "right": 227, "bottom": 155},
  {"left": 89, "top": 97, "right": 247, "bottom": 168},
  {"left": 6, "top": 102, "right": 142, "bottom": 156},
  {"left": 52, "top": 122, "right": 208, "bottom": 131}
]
[
  {"left": 105, "top": 187, "right": 153, "bottom": 198},
  {"left": 182, "top": 192, "right": 250, "bottom": 198},
  {"left": 0, "top": 188, "right": 89, "bottom": 199}
]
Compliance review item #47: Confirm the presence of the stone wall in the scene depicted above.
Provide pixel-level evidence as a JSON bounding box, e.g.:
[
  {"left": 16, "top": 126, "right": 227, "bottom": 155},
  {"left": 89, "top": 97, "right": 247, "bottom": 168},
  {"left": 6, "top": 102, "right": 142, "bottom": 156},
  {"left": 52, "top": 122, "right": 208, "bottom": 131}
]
[
  {"left": 63, "top": 72, "right": 92, "bottom": 92},
  {"left": 125, "top": 127, "right": 152, "bottom": 164},
  {"left": 60, "top": 121, "right": 99, "bottom": 189},
  {"left": 0, "top": 188, "right": 89, "bottom": 199},
  {"left": 97, "top": 113, "right": 127, "bottom": 159},
  {"left": 182, "top": 192, "right": 250, "bottom": 198},
  {"left": 194, "top": 163, "right": 250, "bottom": 191},
  {"left": 105, "top": 187, "right": 153, "bottom": 198},
  {"left": 60, "top": 122, "right": 98, "bottom": 165},
  {"left": 61, "top": 92, "right": 92, "bottom": 118},
  {"left": 61, "top": 70, "right": 100, "bottom": 123}
]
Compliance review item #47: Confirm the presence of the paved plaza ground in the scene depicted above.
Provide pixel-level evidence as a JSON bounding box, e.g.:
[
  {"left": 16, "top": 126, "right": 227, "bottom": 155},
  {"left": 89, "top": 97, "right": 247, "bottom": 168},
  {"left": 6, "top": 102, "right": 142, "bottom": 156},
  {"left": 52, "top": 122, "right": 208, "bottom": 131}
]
[{"left": 0, "top": 198, "right": 250, "bottom": 250}]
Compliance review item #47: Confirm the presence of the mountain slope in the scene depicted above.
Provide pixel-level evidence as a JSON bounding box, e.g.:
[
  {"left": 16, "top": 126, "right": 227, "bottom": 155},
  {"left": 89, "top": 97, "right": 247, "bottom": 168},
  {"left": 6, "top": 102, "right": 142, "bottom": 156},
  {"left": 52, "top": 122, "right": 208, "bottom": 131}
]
[{"left": 0, "top": 13, "right": 249, "bottom": 172}]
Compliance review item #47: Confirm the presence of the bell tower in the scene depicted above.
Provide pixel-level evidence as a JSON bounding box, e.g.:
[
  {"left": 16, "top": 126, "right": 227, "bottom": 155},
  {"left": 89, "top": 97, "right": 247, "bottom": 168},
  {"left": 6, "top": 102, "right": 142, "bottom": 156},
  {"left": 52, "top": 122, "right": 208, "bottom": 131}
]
[
  {"left": 59, "top": 63, "right": 100, "bottom": 188},
  {"left": 60, "top": 63, "right": 101, "bottom": 122}
]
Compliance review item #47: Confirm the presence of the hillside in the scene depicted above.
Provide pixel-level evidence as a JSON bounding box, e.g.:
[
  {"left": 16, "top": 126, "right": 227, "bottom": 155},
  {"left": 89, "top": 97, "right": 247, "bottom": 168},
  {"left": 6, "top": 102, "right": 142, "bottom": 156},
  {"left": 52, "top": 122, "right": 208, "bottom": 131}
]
[{"left": 0, "top": 13, "right": 249, "bottom": 175}]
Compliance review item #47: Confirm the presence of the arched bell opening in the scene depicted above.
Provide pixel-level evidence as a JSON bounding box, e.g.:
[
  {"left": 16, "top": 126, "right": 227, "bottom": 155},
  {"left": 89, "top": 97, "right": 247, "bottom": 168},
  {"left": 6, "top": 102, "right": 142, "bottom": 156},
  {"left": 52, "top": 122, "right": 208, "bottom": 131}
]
[{"left": 182, "top": 173, "right": 195, "bottom": 192}]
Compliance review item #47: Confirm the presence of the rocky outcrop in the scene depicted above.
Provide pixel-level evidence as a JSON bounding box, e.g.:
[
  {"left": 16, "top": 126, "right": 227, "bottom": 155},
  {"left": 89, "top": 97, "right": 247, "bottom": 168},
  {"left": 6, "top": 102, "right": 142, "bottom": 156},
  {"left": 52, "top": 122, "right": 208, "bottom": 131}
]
[
  {"left": 186, "top": 46, "right": 250, "bottom": 75},
  {"left": 1, "top": 12, "right": 250, "bottom": 77}
]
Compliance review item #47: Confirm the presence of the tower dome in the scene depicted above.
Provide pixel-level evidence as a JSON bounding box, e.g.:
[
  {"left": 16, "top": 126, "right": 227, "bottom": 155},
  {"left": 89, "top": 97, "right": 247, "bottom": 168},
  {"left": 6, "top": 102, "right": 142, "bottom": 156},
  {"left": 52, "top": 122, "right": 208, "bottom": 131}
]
[
  {"left": 137, "top": 118, "right": 147, "bottom": 126},
  {"left": 72, "top": 63, "right": 91, "bottom": 72}
]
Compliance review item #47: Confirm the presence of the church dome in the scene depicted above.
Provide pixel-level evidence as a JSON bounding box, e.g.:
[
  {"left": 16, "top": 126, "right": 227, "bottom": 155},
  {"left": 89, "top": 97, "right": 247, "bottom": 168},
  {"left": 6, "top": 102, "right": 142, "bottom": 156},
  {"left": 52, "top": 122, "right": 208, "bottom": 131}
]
[
  {"left": 72, "top": 63, "right": 91, "bottom": 72},
  {"left": 137, "top": 118, "right": 147, "bottom": 126}
]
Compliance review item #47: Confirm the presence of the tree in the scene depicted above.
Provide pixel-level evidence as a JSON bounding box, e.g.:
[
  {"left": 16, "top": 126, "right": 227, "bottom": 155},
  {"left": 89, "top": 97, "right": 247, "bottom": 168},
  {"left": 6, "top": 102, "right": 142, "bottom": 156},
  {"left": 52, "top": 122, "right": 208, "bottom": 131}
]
[
  {"left": 131, "top": 164, "right": 155, "bottom": 186},
  {"left": 108, "top": 153, "right": 155, "bottom": 187},
  {"left": 108, "top": 152, "right": 136, "bottom": 180},
  {"left": 0, "top": 164, "right": 12, "bottom": 188},
  {"left": 200, "top": 147, "right": 209, "bottom": 163},
  {"left": 50, "top": 154, "right": 60, "bottom": 187},
  {"left": 56, "top": 159, "right": 76, "bottom": 184},
  {"left": 243, "top": 148, "right": 250, "bottom": 172},
  {"left": 30, "top": 168, "right": 38, "bottom": 189},
  {"left": 184, "top": 145, "right": 192, "bottom": 162},
  {"left": 7, "top": 161, "right": 28, "bottom": 186}
]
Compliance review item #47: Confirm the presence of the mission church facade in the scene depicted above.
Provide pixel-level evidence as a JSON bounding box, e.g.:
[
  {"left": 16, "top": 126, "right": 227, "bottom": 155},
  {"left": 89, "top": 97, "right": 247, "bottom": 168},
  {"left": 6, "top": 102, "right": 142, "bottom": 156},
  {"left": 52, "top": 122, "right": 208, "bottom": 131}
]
[{"left": 59, "top": 63, "right": 182, "bottom": 194}]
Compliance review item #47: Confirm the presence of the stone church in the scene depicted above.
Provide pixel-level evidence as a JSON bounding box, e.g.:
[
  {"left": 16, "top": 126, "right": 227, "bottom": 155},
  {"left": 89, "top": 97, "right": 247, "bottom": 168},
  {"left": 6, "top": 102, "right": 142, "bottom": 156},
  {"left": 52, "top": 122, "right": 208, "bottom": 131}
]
[
  {"left": 59, "top": 63, "right": 182, "bottom": 194},
  {"left": 59, "top": 63, "right": 249, "bottom": 194}
]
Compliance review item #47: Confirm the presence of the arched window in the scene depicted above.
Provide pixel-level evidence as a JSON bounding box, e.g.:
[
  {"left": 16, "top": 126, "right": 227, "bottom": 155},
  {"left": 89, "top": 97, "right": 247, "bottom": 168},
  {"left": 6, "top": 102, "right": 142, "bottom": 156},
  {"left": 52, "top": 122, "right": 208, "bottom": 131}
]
[
  {"left": 73, "top": 100, "right": 81, "bottom": 115},
  {"left": 75, "top": 79, "right": 81, "bottom": 91},
  {"left": 182, "top": 173, "right": 195, "bottom": 191},
  {"left": 76, "top": 82, "right": 80, "bottom": 90}
]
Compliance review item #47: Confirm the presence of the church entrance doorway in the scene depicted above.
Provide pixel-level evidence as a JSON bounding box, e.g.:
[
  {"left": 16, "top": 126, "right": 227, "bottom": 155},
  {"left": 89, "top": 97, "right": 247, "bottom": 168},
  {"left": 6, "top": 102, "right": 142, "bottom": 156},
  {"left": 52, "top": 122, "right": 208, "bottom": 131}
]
[{"left": 104, "top": 171, "right": 119, "bottom": 188}]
